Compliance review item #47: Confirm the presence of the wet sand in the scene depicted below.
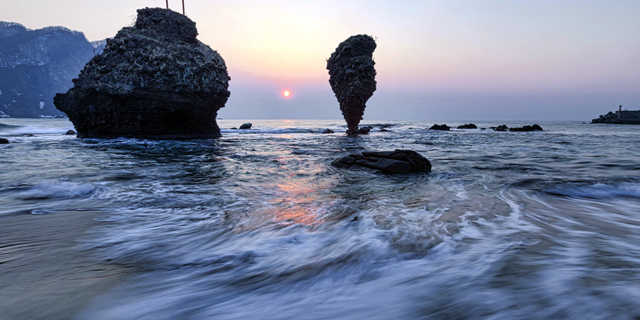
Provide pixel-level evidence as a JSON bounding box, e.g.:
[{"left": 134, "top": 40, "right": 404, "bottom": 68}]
[{"left": 0, "top": 211, "right": 130, "bottom": 320}]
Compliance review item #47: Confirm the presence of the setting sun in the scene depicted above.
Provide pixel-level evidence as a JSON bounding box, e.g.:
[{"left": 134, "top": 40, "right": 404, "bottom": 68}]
[{"left": 283, "top": 90, "right": 291, "bottom": 97}]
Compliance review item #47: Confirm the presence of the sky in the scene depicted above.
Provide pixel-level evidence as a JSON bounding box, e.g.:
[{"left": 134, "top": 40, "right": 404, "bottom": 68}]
[{"left": 2, "top": 0, "right": 639, "bottom": 121}]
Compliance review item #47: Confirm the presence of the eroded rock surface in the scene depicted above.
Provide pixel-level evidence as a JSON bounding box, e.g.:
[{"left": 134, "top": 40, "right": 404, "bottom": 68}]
[
  {"left": 332, "top": 149, "right": 431, "bottom": 174},
  {"left": 327, "top": 35, "right": 377, "bottom": 134},
  {"left": 54, "top": 8, "right": 230, "bottom": 139}
]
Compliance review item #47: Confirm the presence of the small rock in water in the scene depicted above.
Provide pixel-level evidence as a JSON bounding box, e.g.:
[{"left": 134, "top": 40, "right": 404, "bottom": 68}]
[
  {"left": 355, "top": 126, "right": 372, "bottom": 134},
  {"left": 457, "top": 123, "right": 477, "bottom": 129},
  {"left": 491, "top": 124, "right": 509, "bottom": 131},
  {"left": 321, "top": 129, "right": 334, "bottom": 134},
  {"left": 332, "top": 149, "right": 431, "bottom": 174},
  {"left": 230, "top": 127, "right": 237, "bottom": 130},
  {"left": 24, "top": 134, "right": 34, "bottom": 137},
  {"left": 509, "top": 124, "right": 543, "bottom": 132},
  {"left": 65, "top": 130, "right": 76, "bottom": 135},
  {"left": 429, "top": 124, "right": 450, "bottom": 131},
  {"left": 0, "top": 138, "right": 9, "bottom": 144},
  {"left": 239, "top": 123, "right": 252, "bottom": 130}
]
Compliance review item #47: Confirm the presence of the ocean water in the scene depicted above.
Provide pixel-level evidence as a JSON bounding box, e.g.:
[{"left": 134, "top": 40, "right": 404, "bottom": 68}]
[{"left": 1, "top": 118, "right": 640, "bottom": 319}]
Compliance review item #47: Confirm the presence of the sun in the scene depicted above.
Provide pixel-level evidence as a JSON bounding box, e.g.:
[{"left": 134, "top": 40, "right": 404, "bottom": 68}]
[{"left": 283, "top": 90, "right": 291, "bottom": 97}]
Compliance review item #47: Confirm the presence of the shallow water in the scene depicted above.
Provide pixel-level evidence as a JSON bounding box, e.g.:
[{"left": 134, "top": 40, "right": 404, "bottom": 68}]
[{"left": 1, "top": 119, "right": 640, "bottom": 319}]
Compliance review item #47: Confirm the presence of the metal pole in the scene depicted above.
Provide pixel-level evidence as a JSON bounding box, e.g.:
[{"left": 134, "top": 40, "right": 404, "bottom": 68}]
[
  {"left": 182, "top": 0, "right": 185, "bottom": 15},
  {"left": 166, "top": 0, "right": 169, "bottom": 9}
]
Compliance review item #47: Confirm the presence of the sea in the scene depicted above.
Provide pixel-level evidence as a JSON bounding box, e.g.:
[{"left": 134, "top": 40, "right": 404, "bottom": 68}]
[{"left": 1, "top": 118, "right": 640, "bottom": 319}]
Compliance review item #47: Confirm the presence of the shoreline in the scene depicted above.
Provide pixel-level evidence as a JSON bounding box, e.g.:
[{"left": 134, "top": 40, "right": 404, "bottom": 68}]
[{"left": 0, "top": 211, "right": 130, "bottom": 320}]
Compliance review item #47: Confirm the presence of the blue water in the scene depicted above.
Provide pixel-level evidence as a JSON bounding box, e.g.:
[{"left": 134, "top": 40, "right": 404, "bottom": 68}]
[{"left": 1, "top": 119, "right": 640, "bottom": 319}]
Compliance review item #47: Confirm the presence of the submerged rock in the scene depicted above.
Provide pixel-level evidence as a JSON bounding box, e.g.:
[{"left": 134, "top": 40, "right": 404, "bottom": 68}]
[
  {"left": 332, "top": 149, "right": 431, "bottom": 174},
  {"left": 509, "top": 124, "right": 543, "bottom": 132},
  {"left": 54, "top": 8, "right": 230, "bottom": 139},
  {"left": 321, "top": 129, "right": 334, "bottom": 134},
  {"left": 327, "top": 35, "right": 377, "bottom": 134},
  {"left": 65, "top": 130, "right": 76, "bottom": 135},
  {"left": 239, "top": 123, "right": 252, "bottom": 130},
  {"left": 429, "top": 124, "right": 450, "bottom": 131},
  {"left": 0, "top": 138, "right": 9, "bottom": 144},
  {"left": 457, "top": 123, "right": 477, "bottom": 129}
]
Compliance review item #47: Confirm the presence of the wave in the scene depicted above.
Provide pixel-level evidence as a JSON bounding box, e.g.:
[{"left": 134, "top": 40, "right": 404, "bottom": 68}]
[
  {"left": 544, "top": 181, "right": 640, "bottom": 199},
  {"left": 16, "top": 181, "right": 97, "bottom": 200},
  {"left": 0, "top": 122, "right": 20, "bottom": 131},
  {"left": 221, "top": 127, "right": 333, "bottom": 134}
]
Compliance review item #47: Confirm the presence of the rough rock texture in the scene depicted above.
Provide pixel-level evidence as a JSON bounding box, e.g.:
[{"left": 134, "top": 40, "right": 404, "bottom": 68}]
[
  {"left": 332, "top": 149, "right": 431, "bottom": 174},
  {"left": 429, "top": 124, "right": 450, "bottom": 131},
  {"left": 0, "top": 22, "right": 94, "bottom": 118},
  {"left": 327, "top": 35, "right": 377, "bottom": 134},
  {"left": 509, "top": 124, "right": 543, "bottom": 132},
  {"left": 54, "top": 8, "right": 230, "bottom": 139},
  {"left": 457, "top": 123, "right": 477, "bottom": 129}
]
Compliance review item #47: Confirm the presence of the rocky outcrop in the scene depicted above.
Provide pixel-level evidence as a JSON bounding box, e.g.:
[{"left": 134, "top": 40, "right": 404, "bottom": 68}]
[
  {"left": 332, "top": 150, "right": 431, "bottom": 174},
  {"left": 457, "top": 123, "right": 477, "bottom": 129},
  {"left": 0, "top": 22, "right": 94, "bottom": 118},
  {"left": 592, "top": 111, "right": 617, "bottom": 123},
  {"left": 0, "top": 138, "right": 9, "bottom": 144},
  {"left": 509, "top": 124, "right": 543, "bottom": 132},
  {"left": 429, "top": 124, "right": 450, "bottom": 131},
  {"left": 239, "top": 123, "right": 252, "bottom": 130},
  {"left": 327, "top": 35, "right": 377, "bottom": 134},
  {"left": 491, "top": 124, "right": 508, "bottom": 131},
  {"left": 54, "top": 8, "right": 230, "bottom": 139}
]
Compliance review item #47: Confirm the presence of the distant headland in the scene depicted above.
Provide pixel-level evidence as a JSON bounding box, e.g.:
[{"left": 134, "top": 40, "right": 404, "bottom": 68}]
[{"left": 592, "top": 106, "right": 640, "bottom": 124}]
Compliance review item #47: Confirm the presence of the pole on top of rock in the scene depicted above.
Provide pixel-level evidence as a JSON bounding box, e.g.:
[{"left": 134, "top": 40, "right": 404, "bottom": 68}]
[
  {"left": 166, "top": 0, "right": 169, "bottom": 9},
  {"left": 182, "top": 0, "right": 185, "bottom": 15}
]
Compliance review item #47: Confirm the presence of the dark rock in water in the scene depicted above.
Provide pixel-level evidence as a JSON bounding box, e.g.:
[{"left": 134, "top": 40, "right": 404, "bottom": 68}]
[
  {"left": 0, "top": 138, "right": 9, "bottom": 144},
  {"left": 23, "top": 134, "right": 34, "bottom": 137},
  {"left": 54, "top": 8, "right": 230, "bottom": 139},
  {"left": 429, "top": 124, "right": 450, "bottom": 131},
  {"left": 509, "top": 124, "right": 543, "bottom": 132},
  {"left": 357, "top": 126, "right": 372, "bottom": 134},
  {"left": 230, "top": 127, "right": 237, "bottom": 130},
  {"left": 332, "top": 149, "right": 431, "bottom": 174},
  {"left": 457, "top": 123, "right": 477, "bottom": 129},
  {"left": 65, "top": 130, "right": 76, "bottom": 135},
  {"left": 239, "top": 123, "right": 252, "bottom": 130},
  {"left": 321, "top": 129, "right": 334, "bottom": 134},
  {"left": 327, "top": 35, "right": 377, "bottom": 134},
  {"left": 491, "top": 124, "right": 509, "bottom": 131},
  {"left": 380, "top": 128, "right": 391, "bottom": 132}
]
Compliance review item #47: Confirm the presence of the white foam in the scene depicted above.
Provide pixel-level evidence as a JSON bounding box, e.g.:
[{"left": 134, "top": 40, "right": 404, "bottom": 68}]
[{"left": 18, "top": 181, "right": 97, "bottom": 200}]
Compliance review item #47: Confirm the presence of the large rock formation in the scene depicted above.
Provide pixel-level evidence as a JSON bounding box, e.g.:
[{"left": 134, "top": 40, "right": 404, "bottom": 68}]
[
  {"left": 0, "top": 22, "right": 95, "bottom": 118},
  {"left": 54, "top": 8, "right": 230, "bottom": 139},
  {"left": 332, "top": 150, "right": 431, "bottom": 174},
  {"left": 327, "top": 35, "right": 377, "bottom": 134}
]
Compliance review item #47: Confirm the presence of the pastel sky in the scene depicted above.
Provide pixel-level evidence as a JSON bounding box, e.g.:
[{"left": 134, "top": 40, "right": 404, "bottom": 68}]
[{"left": 2, "top": 0, "right": 639, "bottom": 120}]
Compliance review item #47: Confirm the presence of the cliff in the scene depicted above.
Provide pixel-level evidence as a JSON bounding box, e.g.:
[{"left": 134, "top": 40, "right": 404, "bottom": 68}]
[{"left": 0, "top": 22, "right": 94, "bottom": 118}]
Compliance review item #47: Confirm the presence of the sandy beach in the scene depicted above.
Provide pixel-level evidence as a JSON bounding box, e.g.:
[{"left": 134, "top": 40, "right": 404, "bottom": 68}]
[{"left": 0, "top": 211, "right": 130, "bottom": 320}]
